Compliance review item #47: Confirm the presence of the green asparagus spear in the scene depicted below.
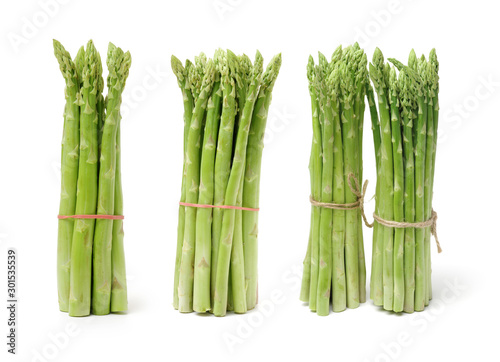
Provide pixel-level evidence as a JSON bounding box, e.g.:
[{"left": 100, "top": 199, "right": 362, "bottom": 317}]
[
  {"left": 414, "top": 56, "right": 428, "bottom": 311},
  {"left": 428, "top": 49, "right": 440, "bottom": 301},
  {"left": 341, "top": 51, "right": 361, "bottom": 309},
  {"left": 242, "top": 53, "right": 282, "bottom": 310},
  {"left": 178, "top": 59, "right": 216, "bottom": 313},
  {"left": 369, "top": 48, "right": 394, "bottom": 310},
  {"left": 423, "top": 60, "right": 435, "bottom": 306},
  {"left": 92, "top": 44, "right": 131, "bottom": 315},
  {"left": 388, "top": 68, "right": 405, "bottom": 312},
  {"left": 367, "top": 81, "right": 382, "bottom": 303},
  {"left": 111, "top": 123, "right": 127, "bottom": 312},
  {"left": 399, "top": 66, "right": 416, "bottom": 313},
  {"left": 329, "top": 63, "right": 347, "bottom": 312},
  {"left": 193, "top": 71, "right": 222, "bottom": 313},
  {"left": 227, "top": 53, "right": 246, "bottom": 313},
  {"left": 54, "top": 40, "right": 80, "bottom": 312},
  {"left": 300, "top": 224, "right": 313, "bottom": 302},
  {"left": 354, "top": 52, "right": 367, "bottom": 303},
  {"left": 172, "top": 58, "right": 195, "bottom": 309},
  {"left": 213, "top": 51, "right": 264, "bottom": 317},
  {"left": 68, "top": 40, "right": 100, "bottom": 317},
  {"left": 231, "top": 172, "right": 247, "bottom": 313},
  {"left": 300, "top": 56, "right": 321, "bottom": 303},
  {"left": 211, "top": 50, "right": 237, "bottom": 307},
  {"left": 316, "top": 60, "right": 334, "bottom": 316},
  {"left": 232, "top": 54, "right": 253, "bottom": 313}
]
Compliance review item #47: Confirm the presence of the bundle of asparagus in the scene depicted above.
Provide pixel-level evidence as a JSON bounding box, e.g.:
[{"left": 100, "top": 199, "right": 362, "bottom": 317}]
[
  {"left": 54, "top": 39, "right": 131, "bottom": 316},
  {"left": 368, "top": 48, "right": 440, "bottom": 313},
  {"left": 300, "top": 44, "right": 368, "bottom": 315},
  {"left": 172, "top": 50, "right": 281, "bottom": 316}
]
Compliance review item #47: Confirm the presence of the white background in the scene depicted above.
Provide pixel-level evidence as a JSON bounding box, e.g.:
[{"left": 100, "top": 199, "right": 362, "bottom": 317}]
[{"left": 0, "top": 0, "right": 498, "bottom": 361}]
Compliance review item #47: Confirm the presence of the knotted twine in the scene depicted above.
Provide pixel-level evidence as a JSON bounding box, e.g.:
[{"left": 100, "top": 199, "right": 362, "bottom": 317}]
[{"left": 309, "top": 173, "right": 442, "bottom": 253}]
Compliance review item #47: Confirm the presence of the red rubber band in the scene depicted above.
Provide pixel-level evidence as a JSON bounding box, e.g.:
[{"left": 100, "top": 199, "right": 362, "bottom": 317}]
[
  {"left": 179, "top": 202, "right": 259, "bottom": 212},
  {"left": 58, "top": 215, "right": 124, "bottom": 220}
]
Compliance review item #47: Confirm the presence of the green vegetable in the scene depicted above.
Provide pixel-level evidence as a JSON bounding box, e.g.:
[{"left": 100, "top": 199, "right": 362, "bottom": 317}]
[
  {"left": 178, "top": 59, "right": 216, "bottom": 313},
  {"left": 242, "top": 53, "right": 282, "bottom": 310},
  {"left": 111, "top": 123, "right": 128, "bottom": 312},
  {"left": 54, "top": 40, "right": 80, "bottom": 313},
  {"left": 331, "top": 62, "right": 347, "bottom": 312},
  {"left": 54, "top": 39, "right": 131, "bottom": 316},
  {"left": 316, "top": 56, "right": 334, "bottom": 316},
  {"left": 301, "top": 45, "right": 367, "bottom": 315},
  {"left": 172, "top": 57, "right": 194, "bottom": 310},
  {"left": 211, "top": 50, "right": 237, "bottom": 307},
  {"left": 399, "top": 66, "right": 416, "bottom": 313},
  {"left": 388, "top": 68, "right": 405, "bottom": 312},
  {"left": 193, "top": 73, "right": 222, "bottom": 312},
  {"left": 173, "top": 50, "right": 281, "bottom": 316},
  {"left": 213, "top": 52, "right": 263, "bottom": 317},
  {"left": 370, "top": 49, "right": 395, "bottom": 311},
  {"left": 369, "top": 48, "right": 440, "bottom": 313},
  {"left": 300, "top": 56, "right": 322, "bottom": 305},
  {"left": 92, "top": 44, "right": 131, "bottom": 315},
  {"left": 68, "top": 41, "right": 100, "bottom": 317}
]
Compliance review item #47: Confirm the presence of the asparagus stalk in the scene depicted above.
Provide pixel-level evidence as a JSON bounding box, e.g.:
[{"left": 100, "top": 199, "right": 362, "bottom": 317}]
[
  {"left": 329, "top": 63, "right": 347, "bottom": 312},
  {"left": 92, "top": 44, "right": 131, "bottom": 315},
  {"left": 354, "top": 51, "right": 367, "bottom": 303},
  {"left": 231, "top": 174, "right": 247, "bottom": 313},
  {"left": 111, "top": 123, "right": 127, "bottom": 312},
  {"left": 369, "top": 48, "right": 394, "bottom": 310},
  {"left": 242, "top": 53, "right": 282, "bottom": 310},
  {"left": 96, "top": 51, "right": 105, "bottom": 151},
  {"left": 423, "top": 60, "right": 435, "bottom": 306},
  {"left": 309, "top": 98, "right": 325, "bottom": 312},
  {"left": 428, "top": 49, "right": 440, "bottom": 301},
  {"left": 213, "top": 51, "right": 264, "bottom": 317},
  {"left": 302, "top": 147, "right": 315, "bottom": 302},
  {"left": 414, "top": 56, "right": 428, "bottom": 311},
  {"left": 299, "top": 230, "right": 314, "bottom": 302},
  {"left": 54, "top": 40, "right": 80, "bottom": 312},
  {"left": 109, "top": 48, "right": 130, "bottom": 311},
  {"left": 399, "top": 66, "right": 416, "bottom": 313},
  {"left": 366, "top": 81, "right": 382, "bottom": 303},
  {"left": 178, "top": 59, "right": 216, "bottom": 313},
  {"left": 388, "top": 68, "right": 405, "bottom": 312},
  {"left": 68, "top": 40, "right": 100, "bottom": 317},
  {"left": 316, "top": 58, "right": 334, "bottom": 316},
  {"left": 300, "top": 225, "right": 312, "bottom": 302},
  {"left": 193, "top": 71, "right": 222, "bottom": 312},
  {"left": 172, "top": 57, "right": 195, "bottom": 309},
  {"left": 341, "top": 51, "right": 361, "bottom": 309},
  {"left": 227, "top": 53, "right": 245, "bottom": 313},
  {"left": 300, "top": 56, "right": 321, "bottom": 304},
  {"left": 211, "top": 50, "right": 237, "bottom": 306},
  {"left": 232, "top": 54, "right": 253, "bottom": 312}
]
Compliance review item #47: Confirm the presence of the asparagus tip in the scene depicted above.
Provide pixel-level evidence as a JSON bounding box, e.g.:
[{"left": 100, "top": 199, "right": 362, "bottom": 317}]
[
  {"left": 408, "top": 49, "right": 417, "bottom": 70},
  {"left": 331, "top": 45, "right": 343, "bottom": 65},
  {"left": 262, "top": 53, "right": 282, "bottom": 90},
  {"left": 53, "top": 39, "right": 79, "bottom": 83},
  {"left": 171, "top": 55, "right": 186, "bottom": 84}
]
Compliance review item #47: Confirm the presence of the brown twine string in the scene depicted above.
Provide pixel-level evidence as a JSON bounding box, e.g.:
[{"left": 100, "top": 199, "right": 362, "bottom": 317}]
[
  {"left": 373, "top": 210, "right": 442, "bottom": 253},
  {"left": 310, "top": 173, "right": 442, "bottom": 253},
  {"left": 309, "top": 173, "right": 373, "bottom": 228}
]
